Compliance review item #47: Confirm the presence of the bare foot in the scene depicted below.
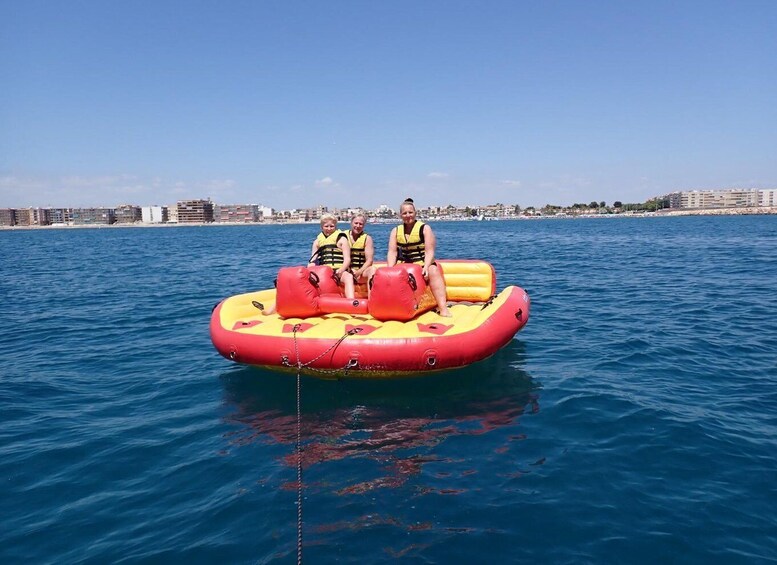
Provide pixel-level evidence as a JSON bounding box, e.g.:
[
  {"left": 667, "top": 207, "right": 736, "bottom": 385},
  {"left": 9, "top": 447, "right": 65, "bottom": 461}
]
[
  {"left": 261, "top": 304, "right": 276, "bottom": 316},
  {"left": 439, "top": 309, "right": 452, "bottom": 318}
]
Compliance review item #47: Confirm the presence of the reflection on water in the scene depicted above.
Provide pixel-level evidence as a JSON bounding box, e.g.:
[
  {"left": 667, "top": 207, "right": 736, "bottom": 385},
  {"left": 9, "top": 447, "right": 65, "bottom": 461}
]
[{"left": 220, "top": 341, "right": 540, "bottom": 496}]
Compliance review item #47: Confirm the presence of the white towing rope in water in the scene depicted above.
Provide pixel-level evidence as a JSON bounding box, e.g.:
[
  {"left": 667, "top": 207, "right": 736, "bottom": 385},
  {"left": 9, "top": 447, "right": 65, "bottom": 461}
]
[
  {"left": 296, "top": 367, "right": 303, "bottom": 564},
  {"left": 288, "top": 322, "right": 365, "bottom": 563}
]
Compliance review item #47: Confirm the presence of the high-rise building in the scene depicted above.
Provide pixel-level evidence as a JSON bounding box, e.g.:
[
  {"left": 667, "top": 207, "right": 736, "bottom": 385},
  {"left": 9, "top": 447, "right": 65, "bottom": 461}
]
[
  {"left": 666, "top": 189, "right": 770, "bottom": 209},
  {"left": 115, "top": 204, "right": 142, "bottom": 224},
  {"left": 216, "top": 204, "right": 260, "bottom": 223},
  {"left": 141, "top": 206, "right": 168, "bottom": 223},
  {"left": 51, "top": 208, "right": 72, "bottom": 224},
  {"left": 71, "top": 208, "right": 115, "bottom": 225},
  {"left": 0, "top": 208, "right": 16, "bottom": 226},
  {"left": 177, "top": 199, "right": 214, "bottom": 223},
  {"left": 759, "top": 190, "right": 777, "bottom": 207}
]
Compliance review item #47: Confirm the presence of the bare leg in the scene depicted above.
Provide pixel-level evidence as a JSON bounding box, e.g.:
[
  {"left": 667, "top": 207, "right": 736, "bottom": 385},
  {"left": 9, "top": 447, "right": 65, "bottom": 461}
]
[
  {"left": 362, "top": 266, "right": 376, "bottom": 298},
  {"left": 427, "top": 264, "right": 451, "bottom": 317},
  {"left": 341, "top": 271, "right": 355, "bottom": 299}
]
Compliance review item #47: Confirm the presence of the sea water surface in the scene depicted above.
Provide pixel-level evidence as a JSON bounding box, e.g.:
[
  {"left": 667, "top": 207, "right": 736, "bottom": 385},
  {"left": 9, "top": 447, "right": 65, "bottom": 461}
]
[{"left": 1, "top": 216, "right": 776, "bottom": 563}]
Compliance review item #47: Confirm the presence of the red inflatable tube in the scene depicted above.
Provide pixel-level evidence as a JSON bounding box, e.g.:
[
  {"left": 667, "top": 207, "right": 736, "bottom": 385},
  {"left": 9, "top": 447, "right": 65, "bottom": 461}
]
[
  {"left": 275, "top": 266, "right": 320, "bottom": 319},
  {"left": 318, "top": 294, "right": 369, "bottom": 315}
]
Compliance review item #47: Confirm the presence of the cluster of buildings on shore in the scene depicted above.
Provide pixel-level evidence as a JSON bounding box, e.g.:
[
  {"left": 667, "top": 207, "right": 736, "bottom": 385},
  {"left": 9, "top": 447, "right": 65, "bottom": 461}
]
[
  {"left": 1, "top": 188, "right": 776, "bottom": 227},
  {"left": 0, "top": 200, "right": 391, "bottom": 227}
]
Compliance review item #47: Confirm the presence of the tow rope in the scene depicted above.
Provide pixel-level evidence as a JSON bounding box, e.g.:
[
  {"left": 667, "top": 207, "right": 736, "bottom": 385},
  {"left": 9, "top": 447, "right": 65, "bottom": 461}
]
[
  {"left": 295, "top": 367, "right": 303, "bottom": 564},
  {"left": 286, "top": 323, "right": 362, "bottom": 563}
]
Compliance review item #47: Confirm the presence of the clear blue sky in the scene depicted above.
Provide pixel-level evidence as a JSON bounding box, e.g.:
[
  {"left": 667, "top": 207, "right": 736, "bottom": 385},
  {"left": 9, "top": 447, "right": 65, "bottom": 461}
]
[{"left": 2, "top": 0, "right": 775, "bottom": 209}]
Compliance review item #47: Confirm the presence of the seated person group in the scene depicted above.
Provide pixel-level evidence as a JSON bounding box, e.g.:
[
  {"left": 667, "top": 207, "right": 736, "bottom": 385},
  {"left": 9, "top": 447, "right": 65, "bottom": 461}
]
[{"left": 267, "top": 198, "right": 451, "bottom": 318}]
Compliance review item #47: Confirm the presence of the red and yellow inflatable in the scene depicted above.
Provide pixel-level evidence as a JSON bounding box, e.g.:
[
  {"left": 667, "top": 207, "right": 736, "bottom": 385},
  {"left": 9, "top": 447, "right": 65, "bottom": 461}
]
[{"left": 210, "top": 260, "right": 530, "bottom": 377}]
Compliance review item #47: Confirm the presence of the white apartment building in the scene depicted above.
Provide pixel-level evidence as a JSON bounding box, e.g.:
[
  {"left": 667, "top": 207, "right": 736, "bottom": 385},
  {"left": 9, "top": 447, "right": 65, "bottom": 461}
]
[
  {"left": 142, "top": 206, "right": 167, "bottom": 223},
  {"left": 759, "top": 189, "right": 777, "bottom": 207},
  {"left": 668, "top": 189, "right": 771, "bottom": 209}
]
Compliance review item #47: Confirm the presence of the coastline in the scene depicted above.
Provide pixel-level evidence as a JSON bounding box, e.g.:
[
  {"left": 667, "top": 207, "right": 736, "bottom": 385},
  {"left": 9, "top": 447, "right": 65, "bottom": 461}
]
[
  {"left": 658, "top": 206, "right": 777, "bottom": 216},
  {"left": 2, "top": 206, "right": 776, "bottom": 231}
]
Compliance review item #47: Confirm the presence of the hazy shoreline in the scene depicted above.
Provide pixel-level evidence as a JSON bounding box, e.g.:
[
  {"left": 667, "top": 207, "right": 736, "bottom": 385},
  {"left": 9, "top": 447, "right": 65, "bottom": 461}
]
[{"left": 2, "top": 206, "right": 776, "bottom": 231}]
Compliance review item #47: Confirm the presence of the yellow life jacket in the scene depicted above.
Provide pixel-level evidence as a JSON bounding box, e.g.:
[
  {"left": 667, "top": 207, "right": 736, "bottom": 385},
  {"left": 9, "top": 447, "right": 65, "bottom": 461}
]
[
  {"left": 315, "top": 230, "right": 346, "bottom": 268},
  {"left": 396, "top": 221, "right": 426, "bottom": 264},
  {"left": 348, "top": 230, "right": 368, "bottom": 269}
]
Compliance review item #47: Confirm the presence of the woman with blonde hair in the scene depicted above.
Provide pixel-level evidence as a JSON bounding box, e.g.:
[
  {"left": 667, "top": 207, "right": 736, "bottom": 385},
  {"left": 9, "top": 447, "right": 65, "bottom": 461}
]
[
  {"left": 347, "top": 213, "right": 375, "bottom": 294},
  {"left": 387, "top": 198, "right": 451, "bottom": 317}
]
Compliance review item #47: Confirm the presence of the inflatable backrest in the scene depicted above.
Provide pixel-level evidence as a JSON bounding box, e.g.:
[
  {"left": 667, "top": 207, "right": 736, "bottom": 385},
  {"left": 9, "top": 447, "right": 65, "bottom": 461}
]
[
  {"left": 439, "top": 260, "right": 496, "bottom": 302},
  {"left": 275, "top": 266, "right": 320, "bottom": 319},
  {"left": 370, "top": 260, "right": 496, "bottom": 302},
  {"left": 369, "top": 263, "right": 437, "bottom": 321}
]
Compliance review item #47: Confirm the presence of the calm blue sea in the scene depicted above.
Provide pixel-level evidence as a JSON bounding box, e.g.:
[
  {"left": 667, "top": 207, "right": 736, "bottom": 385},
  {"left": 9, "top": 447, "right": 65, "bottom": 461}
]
[{"left": 1, "top": 216, "right": 776, "bottom": 564}]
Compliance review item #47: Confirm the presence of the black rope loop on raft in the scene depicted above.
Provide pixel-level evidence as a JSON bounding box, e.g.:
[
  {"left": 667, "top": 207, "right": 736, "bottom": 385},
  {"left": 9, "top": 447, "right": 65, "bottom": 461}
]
[
  {"left": 480, "top": 295, "right": 497, "bottom": 310},
  {"left": 281, "top": 324, "right": 363, "bottom": 376}
]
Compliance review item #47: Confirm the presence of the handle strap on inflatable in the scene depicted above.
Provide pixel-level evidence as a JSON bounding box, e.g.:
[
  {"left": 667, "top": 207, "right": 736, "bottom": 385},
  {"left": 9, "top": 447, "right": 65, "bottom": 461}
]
[
  {"left": 408, "top": 273, "right": 417, "bottom": 291},
  {"left": 307, "top": 248, "right": 322, "bottom": 265},
  {"left": 308, "top": 271, "right": 320, "bottom": 287}
]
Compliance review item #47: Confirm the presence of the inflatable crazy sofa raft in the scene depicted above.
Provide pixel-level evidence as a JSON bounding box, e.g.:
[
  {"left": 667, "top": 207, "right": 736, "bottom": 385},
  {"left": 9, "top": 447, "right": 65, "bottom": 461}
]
[{"left": 210, "top": 260, "right": 530, "bottom": 377}]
